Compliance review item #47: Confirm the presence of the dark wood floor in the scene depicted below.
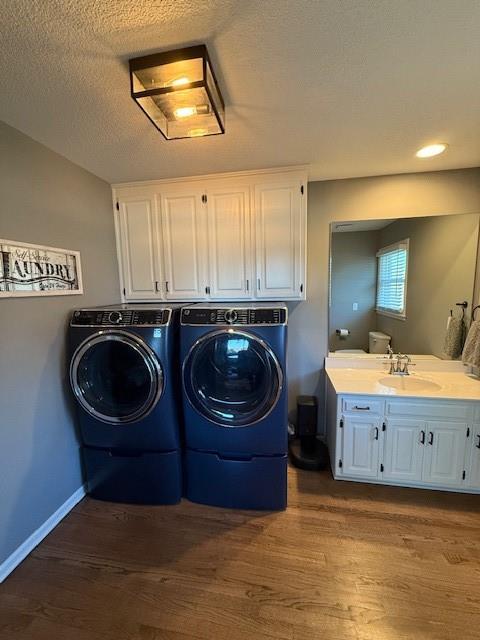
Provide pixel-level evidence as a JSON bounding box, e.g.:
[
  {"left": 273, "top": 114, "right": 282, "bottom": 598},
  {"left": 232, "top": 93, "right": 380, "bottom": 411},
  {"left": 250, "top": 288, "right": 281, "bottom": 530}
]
[{"left": 1, "top": 467, "right": 480, "bottom": 640}]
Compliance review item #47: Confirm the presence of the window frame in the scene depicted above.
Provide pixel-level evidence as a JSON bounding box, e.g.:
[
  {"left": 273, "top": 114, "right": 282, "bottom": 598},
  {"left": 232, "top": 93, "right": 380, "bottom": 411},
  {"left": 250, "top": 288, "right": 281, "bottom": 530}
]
[{"left": 375, "top": 238, "right": 409, "bottom": 320}]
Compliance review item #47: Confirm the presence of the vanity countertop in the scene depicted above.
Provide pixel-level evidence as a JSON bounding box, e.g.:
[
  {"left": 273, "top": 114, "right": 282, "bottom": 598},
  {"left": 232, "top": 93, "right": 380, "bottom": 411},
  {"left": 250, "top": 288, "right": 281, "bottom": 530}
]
[{"left": 326, "top": 366, "right": 480, "bottom": 401}]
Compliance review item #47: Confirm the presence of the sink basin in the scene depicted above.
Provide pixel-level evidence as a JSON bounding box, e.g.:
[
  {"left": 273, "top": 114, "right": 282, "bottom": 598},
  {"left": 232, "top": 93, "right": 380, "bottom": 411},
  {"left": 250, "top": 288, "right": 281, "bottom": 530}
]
[{"left": 378, "top": 376, "right": 442, "bottom": 392}]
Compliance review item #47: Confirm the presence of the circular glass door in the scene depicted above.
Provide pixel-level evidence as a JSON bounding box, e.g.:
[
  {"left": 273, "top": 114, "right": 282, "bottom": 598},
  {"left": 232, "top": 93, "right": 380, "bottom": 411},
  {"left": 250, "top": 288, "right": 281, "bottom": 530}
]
[
  {"left": 183, "top": 330, "right": 283, "bottom": 426},
  {"left": 70, "top": 331, "right": 163, "bottom": 424}
]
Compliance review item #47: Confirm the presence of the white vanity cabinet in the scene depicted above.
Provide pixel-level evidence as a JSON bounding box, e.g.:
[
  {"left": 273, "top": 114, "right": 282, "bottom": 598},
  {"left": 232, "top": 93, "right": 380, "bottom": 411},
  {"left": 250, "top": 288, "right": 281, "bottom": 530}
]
[
  {"left": 113, "top": 167, "right": 307, "bottom": 302},
  {"left": 467, "top": 433, "right": 480, "bottom": 489},
  {"left": 341, "top": 415, "right": 382, "bottom": 479},
  {"left": 326, "top": 382, "right": 479, "bottom": 494},
  {"left": 466, "top": 407, "right": 480, "bottom": 489},
  {"left": 382, "top": 419, "right": 424, "bottom": 483},
  {"left": 421, "top": 421, "right": 467, "bottom": 486}
]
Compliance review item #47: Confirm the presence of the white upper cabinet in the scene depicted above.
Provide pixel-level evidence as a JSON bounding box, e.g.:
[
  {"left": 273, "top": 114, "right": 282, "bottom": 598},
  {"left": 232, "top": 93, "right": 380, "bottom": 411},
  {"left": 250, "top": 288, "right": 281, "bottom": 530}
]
[
  {"left": 113, "top": 167, "right": 307, "bottom": 302},
  {"left": 116, "top": 193, "right": 163, "bottom": 300},
  {"left": 255, "top": 179, "right": 305, "bottom": 299},
  {"left": 160, "top": 187, "right": 207, "bottom": 300},
  {"left": 206, "top": 185, "right": 252, "bottom": 299}
]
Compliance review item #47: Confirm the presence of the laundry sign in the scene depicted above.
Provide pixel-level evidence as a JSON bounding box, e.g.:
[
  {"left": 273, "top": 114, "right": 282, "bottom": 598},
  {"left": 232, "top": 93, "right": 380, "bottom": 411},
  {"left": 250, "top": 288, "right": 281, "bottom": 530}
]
[{"left": 0, "top": 239, "right": 83, "bottom": 297}]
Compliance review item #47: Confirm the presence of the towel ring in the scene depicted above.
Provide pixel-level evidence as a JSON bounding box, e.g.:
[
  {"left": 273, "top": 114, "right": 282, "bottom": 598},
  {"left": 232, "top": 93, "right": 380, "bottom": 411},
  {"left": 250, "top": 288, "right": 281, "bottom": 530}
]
[{"left": 472, "top": 305, "right": 480, "bottom": 321}]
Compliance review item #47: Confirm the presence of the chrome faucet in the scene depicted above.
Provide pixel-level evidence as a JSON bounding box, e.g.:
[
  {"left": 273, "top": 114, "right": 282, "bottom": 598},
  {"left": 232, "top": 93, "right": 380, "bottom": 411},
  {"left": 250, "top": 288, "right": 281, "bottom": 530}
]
[
  {"left": 386, "top": 346, "right": 396, "bottom": 375},
  {"left": 385, "top": 348, "right": 414, "bottom": 375}
]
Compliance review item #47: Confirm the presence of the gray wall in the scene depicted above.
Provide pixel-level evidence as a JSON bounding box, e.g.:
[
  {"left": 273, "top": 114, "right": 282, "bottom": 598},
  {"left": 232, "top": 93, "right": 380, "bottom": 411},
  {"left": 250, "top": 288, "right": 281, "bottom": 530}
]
[
  {"left": 330, "top": 231, "right": 378, "bottom": 351},
  {"left": 0, "top": 122, "right": 120, "bottom": 568},
  {"left": 377, "top": 214, "right": 479, "bottom": 357},
  {"left": 286, "top": 167, "right": 480, "bottom": 432}
]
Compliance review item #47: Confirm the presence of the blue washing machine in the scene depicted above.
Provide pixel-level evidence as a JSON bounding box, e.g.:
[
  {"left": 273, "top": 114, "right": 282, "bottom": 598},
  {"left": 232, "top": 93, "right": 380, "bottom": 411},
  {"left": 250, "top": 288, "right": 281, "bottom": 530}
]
[
  {"left": 69, "top": 304, "right": 183, "bottom": 504},
  {"left": 180, "top": 303, "right": 288, "bottom": 510}
]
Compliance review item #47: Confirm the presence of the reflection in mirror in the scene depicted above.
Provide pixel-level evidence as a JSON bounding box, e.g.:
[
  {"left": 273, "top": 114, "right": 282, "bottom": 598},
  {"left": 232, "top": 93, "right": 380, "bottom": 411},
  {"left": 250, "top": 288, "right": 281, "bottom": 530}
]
[{"left": 328, "top": 213, "right": 480, "bottom": 359}]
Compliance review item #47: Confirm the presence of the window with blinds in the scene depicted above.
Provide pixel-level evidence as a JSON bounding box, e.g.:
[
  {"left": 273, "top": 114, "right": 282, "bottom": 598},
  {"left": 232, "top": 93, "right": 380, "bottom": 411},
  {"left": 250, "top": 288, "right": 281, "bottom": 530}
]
[{"left": 376, "top": 239, "right": 409, "bottom": 318}]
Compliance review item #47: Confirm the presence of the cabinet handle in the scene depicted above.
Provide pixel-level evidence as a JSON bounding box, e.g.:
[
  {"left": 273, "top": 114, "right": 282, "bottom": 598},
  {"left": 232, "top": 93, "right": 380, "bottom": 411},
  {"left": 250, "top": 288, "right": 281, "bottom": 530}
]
[
  {"left": 374, "top": 427, "right": 379, "bottom": 440},
  {"left": 354, "top": 405, "right": 370, "bottom": 411},
  {"left": 257, "top": 278, "right": 261, "bottom": 290},
  {"left": 246, "top": 279, "right": 249, "bottom": 292},
  {"left": 420, "top": 430, "right": 426, "bottom": 445},
  {"left": 476, "top": 434, "right": 480, "bottom": 449},
  {"left": 165, "top": 281, "right": 169, "bottom": 293},
  {"left": 428, "top": 431, "right": 434, "bottom": 445},
  {"left": 154, "top": 281, "right": 159, "bottom": 293}
]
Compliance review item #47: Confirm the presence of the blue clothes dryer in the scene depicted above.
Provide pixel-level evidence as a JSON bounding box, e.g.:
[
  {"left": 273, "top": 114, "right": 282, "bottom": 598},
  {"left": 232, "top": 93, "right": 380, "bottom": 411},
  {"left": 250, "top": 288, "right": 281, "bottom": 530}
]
[
  {"left": 69, "top": 305, "right": 183, "bottom": 504},
  {"left": 180, "top": 303, "right": 288, "bottom": 510}
]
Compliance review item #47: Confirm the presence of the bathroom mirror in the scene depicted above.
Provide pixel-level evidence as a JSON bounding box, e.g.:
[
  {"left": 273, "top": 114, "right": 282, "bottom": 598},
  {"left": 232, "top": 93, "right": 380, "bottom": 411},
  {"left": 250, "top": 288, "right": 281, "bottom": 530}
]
[{"left": 328, "top": 213, "right": 480, "bottom": 359}]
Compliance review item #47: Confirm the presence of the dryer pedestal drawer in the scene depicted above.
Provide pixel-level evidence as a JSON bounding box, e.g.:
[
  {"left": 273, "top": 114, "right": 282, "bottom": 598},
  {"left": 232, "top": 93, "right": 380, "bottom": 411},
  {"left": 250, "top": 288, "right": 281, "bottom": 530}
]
[
  {"left": 185, "top": 449, "right": 287, "bottom": 510},
  {"left": 83, "top": 447, "right": 182, "bottom": 504}
]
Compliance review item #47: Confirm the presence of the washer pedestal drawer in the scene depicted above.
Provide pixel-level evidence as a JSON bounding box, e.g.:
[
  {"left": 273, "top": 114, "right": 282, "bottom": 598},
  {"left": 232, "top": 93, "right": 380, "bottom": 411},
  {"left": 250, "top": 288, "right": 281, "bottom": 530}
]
[
  {"left": 83, "top": 447, "right": 182, "bottom": 504},
  {"left": 185, "top": 449, "right": 287, "bottom": 510}
]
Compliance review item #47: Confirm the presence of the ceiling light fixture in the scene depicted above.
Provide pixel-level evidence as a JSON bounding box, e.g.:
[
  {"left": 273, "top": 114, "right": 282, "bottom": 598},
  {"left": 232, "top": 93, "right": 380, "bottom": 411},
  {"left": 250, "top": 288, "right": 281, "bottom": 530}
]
[
  {"left": 415, "top": 143, "right": 448, "bottom": 158},
  {"left": 174, "top": 106, "right": 197, "bottom": 119},
  {"left": 167, "top": 76, "right": 190, "bottom": 88},
  {"left": 129, "top": 45, "right": 225, "bottom": 140},
  {"left": 188, "top": 128, "right": 209, "bottom": 137}
]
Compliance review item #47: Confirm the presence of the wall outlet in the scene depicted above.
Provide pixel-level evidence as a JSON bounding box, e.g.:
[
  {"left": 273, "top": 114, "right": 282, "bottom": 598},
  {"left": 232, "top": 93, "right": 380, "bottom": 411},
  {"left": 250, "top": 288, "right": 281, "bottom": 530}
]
[{"left": 352, "top": 302, "right": 358, "bottom": 311}]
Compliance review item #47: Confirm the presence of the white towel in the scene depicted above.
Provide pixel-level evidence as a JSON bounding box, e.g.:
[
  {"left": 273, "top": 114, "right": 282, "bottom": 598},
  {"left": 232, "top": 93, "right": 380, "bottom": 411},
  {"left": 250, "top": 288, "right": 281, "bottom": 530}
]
[
  {"left": 443, "top": 317, "right": 465, "bottom": 359},
  {"left": 462, "top": 321, "right": 480, "bottom": 367}
]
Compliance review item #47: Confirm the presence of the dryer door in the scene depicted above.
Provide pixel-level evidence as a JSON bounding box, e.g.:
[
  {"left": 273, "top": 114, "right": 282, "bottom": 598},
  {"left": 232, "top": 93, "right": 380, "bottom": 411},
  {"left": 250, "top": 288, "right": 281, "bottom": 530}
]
[
  {"left": 70, "top": 330, "right": 163, "bottom": 424},
  {"left": 183, "top": 330, "right": 283, "bottom": 427}
]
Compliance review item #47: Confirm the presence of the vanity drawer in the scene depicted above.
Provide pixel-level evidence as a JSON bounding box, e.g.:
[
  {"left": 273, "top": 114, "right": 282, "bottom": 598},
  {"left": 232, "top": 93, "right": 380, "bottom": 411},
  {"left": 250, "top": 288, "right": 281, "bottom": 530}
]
[
  {"left": 342, "top": 398, "right": 383, "bottom": 415},
  {"left": 386, "top": 401, "right": 472, "bottom": 421}
]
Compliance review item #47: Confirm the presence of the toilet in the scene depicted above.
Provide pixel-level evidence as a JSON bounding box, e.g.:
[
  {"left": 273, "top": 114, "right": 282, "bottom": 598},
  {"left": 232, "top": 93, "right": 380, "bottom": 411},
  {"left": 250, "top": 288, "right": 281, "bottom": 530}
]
[{"left": 369, "top": 331, "right": 391, "bottom": 354}]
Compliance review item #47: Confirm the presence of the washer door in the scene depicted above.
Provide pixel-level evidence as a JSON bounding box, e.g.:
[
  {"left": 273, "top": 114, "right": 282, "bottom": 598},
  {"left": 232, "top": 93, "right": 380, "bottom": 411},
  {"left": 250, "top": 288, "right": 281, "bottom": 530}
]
[
  {"left": 70, "top": 330, "right": 163, "bottom": 424},
  {"left": 183, "top": 330, "right": 283, "bottom": 427}
]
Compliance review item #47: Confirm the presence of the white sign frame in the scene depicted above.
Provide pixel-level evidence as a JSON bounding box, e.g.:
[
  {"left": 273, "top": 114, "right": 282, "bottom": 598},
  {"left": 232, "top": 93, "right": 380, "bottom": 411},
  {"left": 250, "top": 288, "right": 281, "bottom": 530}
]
[{"left": 0, "top": 238, "right": 83, "bottom": 298}]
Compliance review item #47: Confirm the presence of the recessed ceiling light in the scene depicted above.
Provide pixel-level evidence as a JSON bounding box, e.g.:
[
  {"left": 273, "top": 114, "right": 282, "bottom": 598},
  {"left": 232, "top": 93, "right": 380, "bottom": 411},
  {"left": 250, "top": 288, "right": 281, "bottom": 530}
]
[{"left": 416, "top": 143, "right": 448, "bottom": 158}]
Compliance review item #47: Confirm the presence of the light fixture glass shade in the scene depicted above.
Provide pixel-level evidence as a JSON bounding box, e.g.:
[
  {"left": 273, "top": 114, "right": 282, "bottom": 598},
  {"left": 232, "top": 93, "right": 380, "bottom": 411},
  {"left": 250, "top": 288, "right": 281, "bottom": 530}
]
[
  {"left": 129, "top": 45, "right": 225, "bottom": 140},
  {"left": 415, "top": 143, "right": 448, "bottom": 158}
]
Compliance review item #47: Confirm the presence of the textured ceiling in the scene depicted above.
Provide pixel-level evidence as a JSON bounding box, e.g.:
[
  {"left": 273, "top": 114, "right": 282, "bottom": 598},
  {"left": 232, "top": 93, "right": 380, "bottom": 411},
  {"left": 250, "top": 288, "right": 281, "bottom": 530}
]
[
  {"left": 332, "top": 219, "right": 396, "bottom": 233},
  {"left": 1, "top": 0, "right": 479, "bottom": 184}
]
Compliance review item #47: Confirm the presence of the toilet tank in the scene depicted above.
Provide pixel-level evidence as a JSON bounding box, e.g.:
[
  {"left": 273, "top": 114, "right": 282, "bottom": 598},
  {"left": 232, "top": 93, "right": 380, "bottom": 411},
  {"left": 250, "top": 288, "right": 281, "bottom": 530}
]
[{"left": 369, "top": 331, "right": 391, "bottom": 354}]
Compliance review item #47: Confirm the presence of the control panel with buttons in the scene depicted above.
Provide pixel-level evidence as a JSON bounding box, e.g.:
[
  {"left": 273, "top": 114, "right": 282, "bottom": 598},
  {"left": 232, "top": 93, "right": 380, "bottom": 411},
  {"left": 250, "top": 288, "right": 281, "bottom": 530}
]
[
  {"left": 181, "top": 307, "right": 286, "bottom": 326},
  {"left": 71, "top": 309, "right": 171, "bottom": 326}
]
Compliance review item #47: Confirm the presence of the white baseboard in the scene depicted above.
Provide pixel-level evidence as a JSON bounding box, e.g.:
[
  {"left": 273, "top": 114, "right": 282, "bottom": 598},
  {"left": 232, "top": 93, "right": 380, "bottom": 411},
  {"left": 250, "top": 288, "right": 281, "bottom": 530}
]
[{"left": 0, "top": 484, "right": 86, "bottom": 583}]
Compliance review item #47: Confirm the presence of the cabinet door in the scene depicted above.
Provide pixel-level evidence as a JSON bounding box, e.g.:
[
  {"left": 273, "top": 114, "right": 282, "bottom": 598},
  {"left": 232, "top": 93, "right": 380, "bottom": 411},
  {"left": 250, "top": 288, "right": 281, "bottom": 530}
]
[
  {"left": 254, "top": 180, "right": 305, "bottom": 299},
  {"left": 207, "top": 186, "right": 253, "bottom": 299},
  {"left": 467, "top": 430, "right": 480, "bottom": 489},
  {"left": 383, "top": 419, "right": 425, "bottom": 483},
  {"left": 160, "top": 188, "right": 207, "bottom": 300},
  {"left": 117, "top": 195, "right": 163, "bottom": 300},
  {"left": 422, "top": 422, "right": 466, "bottom": 486},
  {"left": 342, "top": 416, "right": 381, "bottom": 479}
]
